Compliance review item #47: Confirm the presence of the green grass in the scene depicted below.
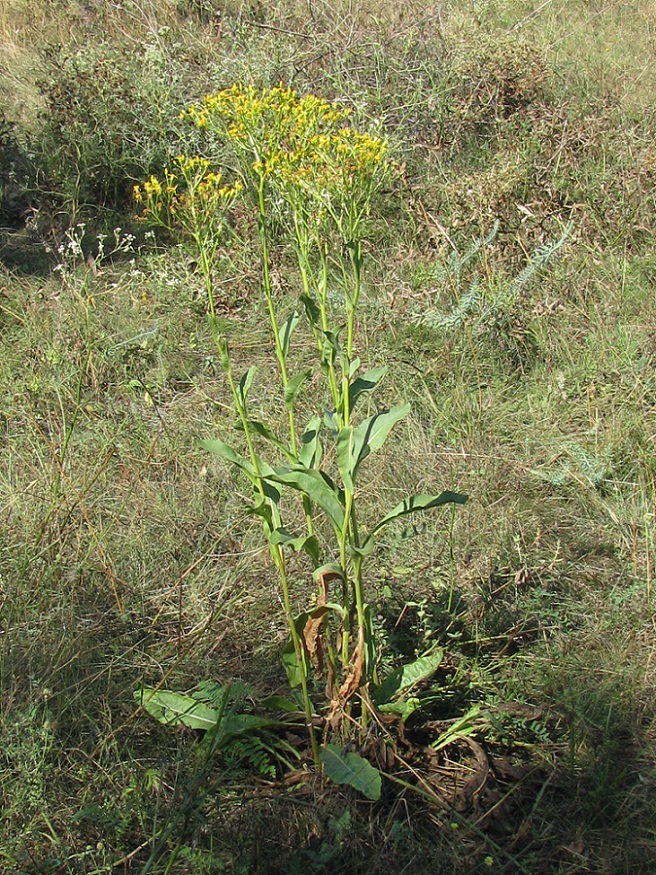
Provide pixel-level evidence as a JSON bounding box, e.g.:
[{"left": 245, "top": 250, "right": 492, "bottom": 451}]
[{"left": 2, "top": 1, "right": 656, "bottom": 872}]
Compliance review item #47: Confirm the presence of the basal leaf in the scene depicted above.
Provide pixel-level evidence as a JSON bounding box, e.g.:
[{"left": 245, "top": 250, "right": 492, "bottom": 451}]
[
  {"left": 372, "top": 649, "right": 444, "bottom": 707},
  {"left": 261, "top": 695, "right": 301, "bottom": 713},
  {"left": 135, "top": 686, "right": 220, "bottom": 731},
  {"left": 321, "top": 744, "right": 382, "bottom": 800}
]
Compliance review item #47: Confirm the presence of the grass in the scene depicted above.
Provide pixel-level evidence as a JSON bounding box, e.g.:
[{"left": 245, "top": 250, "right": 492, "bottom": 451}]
[{"left": 2, "top": 0, "right": 656, "bottom": 872}]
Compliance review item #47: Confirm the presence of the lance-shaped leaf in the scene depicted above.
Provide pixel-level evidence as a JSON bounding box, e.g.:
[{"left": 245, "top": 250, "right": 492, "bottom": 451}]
[
  {"left": 365, "top": 491, "right": 468, "bottom": 548},
  {"left": 284, "top": 369, "right": 312, "bottom": 409},
  {"left": 320, "top": 329, "right": 341, "bottom": 371},
  {"left": 237, "top": 366, "right": 257, "bottom": 406},
  {"left": 201, "top": 438, "right": 256, "bottom": 480},
  {"left": 372, "top": 649, "right": 444, "bottom": 707},
  {"left": 349, "top": 404, "right": 410, "bottom": 485},
  {"left": 349, "top": 357, "right": 361, "bottom": 378},
  {"left": 301, "top": 293, "right": 321, "bottom": 328},
  {"left": 237, "top": 419, "right": 297, "bottom": 463},
  {"left": 323, "top": 409, "right": 339, "bottom": 436},
  {"left": 321, "top": 744, "right": 382, "bottom": 801},
  {"left": 135, "top": 686, "right": 220, "bottom": 731},
  {"left": 281, "top": 611, "right": 311, "bottom": 688},
  {"left": 336, "top": 426, "right": 356, "bottom": 492},
  {"left": 298, "top": 415, "right": 323, "bottom": 469},
  {"left": 263, "top": 466, "right": 345, "bottom": 532},
  {"left": 348, "top": 365, "right": 388, "bottom": 413},
  {"left": 202, "top": 438, "right": 279, "bottom": 502},
  {"left": 280, "top": 310, "right": 300, "bottom": 362},
  {"left": 269, "top": 528, "right": 320, "bottom": 564}
]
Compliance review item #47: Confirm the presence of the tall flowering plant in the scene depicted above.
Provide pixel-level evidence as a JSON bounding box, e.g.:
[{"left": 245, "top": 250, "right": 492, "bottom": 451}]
[{"left": 136, "top": 85, "right": 466, "bottom": 766}]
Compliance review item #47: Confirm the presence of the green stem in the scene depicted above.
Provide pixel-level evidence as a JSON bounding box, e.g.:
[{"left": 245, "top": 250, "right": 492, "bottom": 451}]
[
  {"left": 218, "top": 335, "right": 319, "bottom": 766},
  {"left": 257, "top": 180, "right": 300, "bottom": 455}
]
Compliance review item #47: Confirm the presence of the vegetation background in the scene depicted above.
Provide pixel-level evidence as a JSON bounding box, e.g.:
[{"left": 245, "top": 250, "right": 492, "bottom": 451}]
[{"left": 1, "top": 0, "right": 656, "bottom": 872}]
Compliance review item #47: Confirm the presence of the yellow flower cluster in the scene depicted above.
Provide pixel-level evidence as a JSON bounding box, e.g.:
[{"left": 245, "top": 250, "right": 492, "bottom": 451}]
[
  {"left": 134, "top": 155, "right": 241, "bottom": 235},
  {"left": 180, "top": 83, "right": 395, "bottom": 240}
]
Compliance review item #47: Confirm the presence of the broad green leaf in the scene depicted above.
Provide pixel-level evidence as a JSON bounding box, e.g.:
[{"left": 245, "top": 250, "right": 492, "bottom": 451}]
[
  {"left": 299, "top": 415, "right": 323, "bottom": 469},
  {"left": 366, "top": 491, "right": 468, "bottom": 546},
  {"left": 321, "top": 744, "right": 382, "bottom": 801},
  {"left": 280, "top": 311, "right": 300, "bottom": 361},
  {"left": 372, "top": 649, "right": 444, "bottom": 707},
  {"left": 350, "top": 404, "right": 410, "bottom": 483},
  {"left": 348, "top": 366, "right": 387, "bottom": 412},
  {"left": 284, "top": 369, "right": 312, "bottom": 409},
  {"left": 349, "top": 357, "right": 361, "bottom": 378},
  {"left": 263, "top": 467, "right": 344, "bottom": 532},
  {"left": 269, "top": 528, "right": 320, "bottom": 564},
  {"left": 135, "top": 686, "right": 220, "bottom": 731}
]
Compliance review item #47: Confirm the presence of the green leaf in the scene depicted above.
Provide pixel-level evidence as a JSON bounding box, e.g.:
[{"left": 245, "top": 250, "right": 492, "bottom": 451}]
[
  {"left": 220, "top": 712, "right": 274, "bottom": 740},
  {"left": 301, "top": 293, "right": 321, "bottom": 328},
  {"left": 320, "top": 329, "right": 341, "bottom": 370},
  {"left": 324, "top": 409, "right": 339, "bottom": 436},
  {"left": 201, "top": 438, "right": 255, "bottom": 480},
  {"left": 378, "top": 696, "right": 424, "bottom": 721},
  {"left": 284, "top": 369, "right": 312, "bottom": 409},
  {"left": 135, "top": 686, "right": 220, "bottom": 731},
  {"left": 367, "top": 491, "right": 468, "bottom": 546},
  {"left": 321, "top": 744, "right": 382, "bottom": 801},
  {"left": 202, "top": 438, "right": 279, "bottom": 502},
  {"left": 350, "top": 404, "right": 410, "bottom": 483},
  {"left": 299, "top": 415, "right": 323, "bottom": 468},
  {"left": 239, "top": 420, "right": 296, "bottom": 462},
  {"left": 281, "top": 613, "right": 310, "bottom": 688},
  {"left": 348, "top": 366, "right": 387, "bottom": 412},
  {"left": 261, "top": 695, "right": 300, "bottom": 713},
  {"left": 237, "top": 366, "right": 257, "bottom": 405},
  {"left": 349, "top": 357, "right": 361, "bottom": 378},
  {"left": 280, "top": 311, "right": 300, "bottom": 362},
  {"left": 335, "top": 426, "right": 355, "bottom": 492},
  {"left": 431, "top": 705, "right": 482, "bottom": 751},
  {"left": 372, "top": 649, "right": 444, "bottom": 707},
  {"left": 263, "top": 467, "right": 344, "bottom": 532},
  {"left": 269, "top": 528, "right": 320, "bottom": 563}
]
